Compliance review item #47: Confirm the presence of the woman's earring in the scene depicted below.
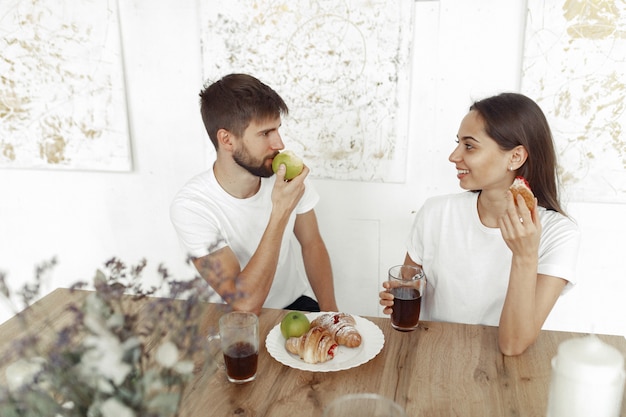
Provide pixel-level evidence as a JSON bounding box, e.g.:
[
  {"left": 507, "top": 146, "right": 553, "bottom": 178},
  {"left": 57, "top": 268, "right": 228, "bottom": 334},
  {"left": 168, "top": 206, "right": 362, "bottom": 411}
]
[{"left": 509, "top": 165, "right": 514, "bottom": 172}]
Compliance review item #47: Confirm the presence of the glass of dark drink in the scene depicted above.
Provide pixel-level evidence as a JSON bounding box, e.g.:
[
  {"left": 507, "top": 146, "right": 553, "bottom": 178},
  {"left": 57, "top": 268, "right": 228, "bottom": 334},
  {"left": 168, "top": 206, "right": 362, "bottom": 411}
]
[
  {"left": 388, "top": 265, "right": 426, "bottom": 332},
  {"left": 208, "top": 311, "right": 259, "bottom": 383}
]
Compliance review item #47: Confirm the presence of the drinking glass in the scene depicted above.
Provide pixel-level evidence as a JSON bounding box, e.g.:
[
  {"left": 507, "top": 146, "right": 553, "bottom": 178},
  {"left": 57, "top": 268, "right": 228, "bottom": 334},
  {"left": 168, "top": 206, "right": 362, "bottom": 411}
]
[
  {"left": 207, "top": 311, "right": 259, "bottom": 383},
  {"left": 388, "top": 264, "right": 426, "bottom": 332}
]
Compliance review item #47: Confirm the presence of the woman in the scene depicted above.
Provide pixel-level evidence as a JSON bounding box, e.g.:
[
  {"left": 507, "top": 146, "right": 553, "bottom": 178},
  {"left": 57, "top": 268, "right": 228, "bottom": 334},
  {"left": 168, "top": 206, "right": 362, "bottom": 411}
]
[{"left": 380, "top": 93, "right": 580, "bottom": 356}]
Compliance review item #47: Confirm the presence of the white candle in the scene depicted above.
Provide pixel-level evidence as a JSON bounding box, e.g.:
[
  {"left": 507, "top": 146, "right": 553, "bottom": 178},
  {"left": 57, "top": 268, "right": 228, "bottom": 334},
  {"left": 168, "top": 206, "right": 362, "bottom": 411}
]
[{"left": 547, "top": 335, "right": 625, "bottom": 417}]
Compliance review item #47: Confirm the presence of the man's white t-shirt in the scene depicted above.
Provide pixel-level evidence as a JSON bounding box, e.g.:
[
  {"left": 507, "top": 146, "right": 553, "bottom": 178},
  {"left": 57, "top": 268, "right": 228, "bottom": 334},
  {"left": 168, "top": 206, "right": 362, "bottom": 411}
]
[
  {"left": 406, "top": 191, "right": 581, "bottom": 326},
  {"left": 170, "top": 167, "right": 318, "bottom": 308}
]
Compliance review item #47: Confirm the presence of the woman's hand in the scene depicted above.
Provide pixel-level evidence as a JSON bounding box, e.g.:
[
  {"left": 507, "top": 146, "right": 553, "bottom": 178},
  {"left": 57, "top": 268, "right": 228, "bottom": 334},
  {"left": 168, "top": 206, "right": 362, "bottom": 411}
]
[
  {"left": 379, "top": 281, "right": 394, "bottom": 315},
  {"left": 499, "top": 192, "right": 541, "bottom": 258}
]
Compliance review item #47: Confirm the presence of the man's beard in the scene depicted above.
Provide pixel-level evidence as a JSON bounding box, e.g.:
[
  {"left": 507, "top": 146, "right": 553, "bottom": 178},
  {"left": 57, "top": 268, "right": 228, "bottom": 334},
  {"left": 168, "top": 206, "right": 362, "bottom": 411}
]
[{"left": 233, "top": 148, "right": 276, "bottom": 178}]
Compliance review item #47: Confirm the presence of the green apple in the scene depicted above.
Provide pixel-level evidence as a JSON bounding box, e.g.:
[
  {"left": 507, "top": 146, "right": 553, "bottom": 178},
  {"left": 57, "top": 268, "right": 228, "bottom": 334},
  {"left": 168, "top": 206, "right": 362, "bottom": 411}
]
[
  {"left": 272, "top": 151, "right": 304, "bottom": 180},
  {"left": 280, "top": 311, "right": 310, "bottom": 339}
]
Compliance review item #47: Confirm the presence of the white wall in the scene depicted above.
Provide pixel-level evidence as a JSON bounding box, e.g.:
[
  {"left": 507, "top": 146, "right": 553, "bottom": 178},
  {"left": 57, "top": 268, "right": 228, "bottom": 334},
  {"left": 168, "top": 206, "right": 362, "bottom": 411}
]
[{"left": 1, "top": 0, "right": 624, "bottom": 337}]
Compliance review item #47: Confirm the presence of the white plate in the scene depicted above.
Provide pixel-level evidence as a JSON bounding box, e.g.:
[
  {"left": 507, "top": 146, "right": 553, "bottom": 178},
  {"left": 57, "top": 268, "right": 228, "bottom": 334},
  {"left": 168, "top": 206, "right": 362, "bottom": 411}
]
[{"left": 265, "top": 312, "right": 385, "bottom": 372}]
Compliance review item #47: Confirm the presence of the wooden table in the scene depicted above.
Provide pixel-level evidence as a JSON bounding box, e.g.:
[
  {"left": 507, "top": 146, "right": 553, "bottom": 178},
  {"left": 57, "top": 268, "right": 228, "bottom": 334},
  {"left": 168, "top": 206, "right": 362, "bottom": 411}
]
[{"left": 1, "top": 289, "right": 625, "bottom": 416}]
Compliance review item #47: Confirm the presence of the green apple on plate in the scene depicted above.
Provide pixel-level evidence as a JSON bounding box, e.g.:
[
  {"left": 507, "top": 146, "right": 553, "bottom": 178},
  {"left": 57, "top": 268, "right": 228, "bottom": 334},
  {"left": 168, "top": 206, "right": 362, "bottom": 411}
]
[{"left": 280, "top": 311, "right": 310, "bottom": 339}]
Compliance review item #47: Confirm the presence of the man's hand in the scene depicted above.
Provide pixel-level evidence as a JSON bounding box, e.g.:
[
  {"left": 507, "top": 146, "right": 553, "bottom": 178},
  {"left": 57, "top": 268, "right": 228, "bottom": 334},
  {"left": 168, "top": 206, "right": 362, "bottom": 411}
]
[{"left": 271, "top": 163, "right": 310, "bottom": 215}]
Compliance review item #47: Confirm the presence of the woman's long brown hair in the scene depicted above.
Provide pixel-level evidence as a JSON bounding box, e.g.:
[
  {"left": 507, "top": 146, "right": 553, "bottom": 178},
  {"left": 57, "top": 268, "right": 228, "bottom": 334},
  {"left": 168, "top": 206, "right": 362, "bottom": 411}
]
[{"left": 470, "top": 93, "right": 565, "bottom": 215}]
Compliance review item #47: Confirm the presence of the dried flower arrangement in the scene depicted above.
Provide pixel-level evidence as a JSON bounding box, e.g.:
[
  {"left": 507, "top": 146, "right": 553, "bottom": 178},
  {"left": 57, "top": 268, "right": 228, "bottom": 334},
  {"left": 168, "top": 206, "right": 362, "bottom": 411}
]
[{"left": 0, "top": 257, "right": 217, "bottom": 417}]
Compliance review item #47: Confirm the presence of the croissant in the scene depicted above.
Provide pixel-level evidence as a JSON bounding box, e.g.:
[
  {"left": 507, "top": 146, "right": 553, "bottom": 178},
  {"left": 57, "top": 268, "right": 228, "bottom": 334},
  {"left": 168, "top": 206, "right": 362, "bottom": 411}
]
[
  {"left": 510, "top": 176, "right": 535, "bottom": 211},
  {"left": 285, "top": 327, "right": 338, "bottom": 364},
  {"left": 310, "top": 313, "right": 362, "bottom": 348}
]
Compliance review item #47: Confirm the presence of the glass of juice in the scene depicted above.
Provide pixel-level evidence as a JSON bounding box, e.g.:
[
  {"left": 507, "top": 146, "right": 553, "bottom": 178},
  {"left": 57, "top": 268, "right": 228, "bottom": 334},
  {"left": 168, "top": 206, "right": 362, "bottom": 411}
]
[
  {"left": 388, "top": 265, "right": 426, "bottom": 332},
  {"left": 208, "top": 311, "right": 259, "bottom": 383}
]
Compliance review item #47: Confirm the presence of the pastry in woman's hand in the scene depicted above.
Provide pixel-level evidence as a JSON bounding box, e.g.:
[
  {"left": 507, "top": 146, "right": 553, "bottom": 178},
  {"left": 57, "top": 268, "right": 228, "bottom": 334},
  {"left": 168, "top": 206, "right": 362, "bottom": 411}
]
[
  {"left": 310, "top": 313, "right": 362, "bottom": 348},
  {"left": 285, "top": 326, "right": 338, "bottom": 364},
  {"left": 509, "top": 176, "right": 535, "bottom": 211}
]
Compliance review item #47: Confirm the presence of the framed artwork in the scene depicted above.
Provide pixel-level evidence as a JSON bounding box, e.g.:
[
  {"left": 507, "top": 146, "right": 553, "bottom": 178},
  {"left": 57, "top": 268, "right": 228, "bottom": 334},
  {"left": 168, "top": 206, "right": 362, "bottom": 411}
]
[
  {"left": 199, "top": 0, "right": 415, "bottom": 182},
  {"left": 0, "top": 0, "right": 132, "bottom": 171},
  {"left": 522, "top": 0, "right": 626, "bottom": 203}
]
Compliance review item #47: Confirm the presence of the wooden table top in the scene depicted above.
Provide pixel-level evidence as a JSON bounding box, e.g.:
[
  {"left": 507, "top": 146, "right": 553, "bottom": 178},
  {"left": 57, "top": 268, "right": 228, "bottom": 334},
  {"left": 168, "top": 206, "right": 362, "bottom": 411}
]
[{"left": 1, "top": 288, "right": 625, "bottom": 417}]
